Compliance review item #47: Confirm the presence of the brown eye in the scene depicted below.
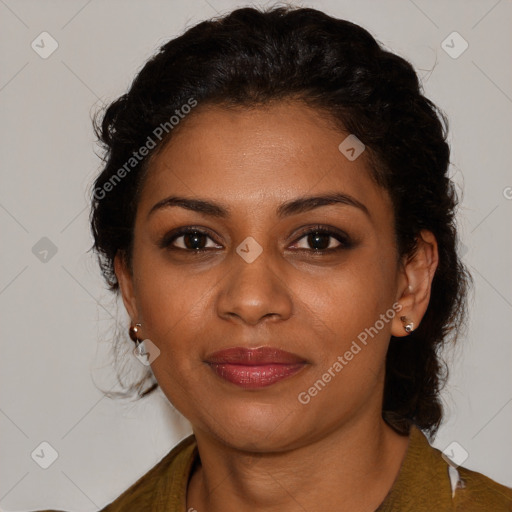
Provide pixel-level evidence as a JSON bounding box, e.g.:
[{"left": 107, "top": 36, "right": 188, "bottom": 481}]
[
  {"left": 160, "top": 228, "right": 222, "bottom": 252},
  {"left": 291, "top": 226, "right": 352, "bottom": 252},
  {"left": 305, "top": 232, "right": 336, "bottom": 250},
  {"left": 179, "top": 231, "right": 208, "bottom": 250}
]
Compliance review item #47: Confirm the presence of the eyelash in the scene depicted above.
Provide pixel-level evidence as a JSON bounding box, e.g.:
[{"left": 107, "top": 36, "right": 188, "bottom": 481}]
[{"left": 158, "top": 225, "right": 353, "bottom": 254}]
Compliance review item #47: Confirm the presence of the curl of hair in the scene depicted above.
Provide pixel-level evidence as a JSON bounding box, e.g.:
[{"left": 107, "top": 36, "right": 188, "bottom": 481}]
[{"left": 90, "top": 5, "right": 471, "bottom": 437}]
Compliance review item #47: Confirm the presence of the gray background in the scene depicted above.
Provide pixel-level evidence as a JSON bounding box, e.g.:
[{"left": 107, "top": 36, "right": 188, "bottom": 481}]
[{"left": 1, "top": 0, "right": 511, "bottom": 510}]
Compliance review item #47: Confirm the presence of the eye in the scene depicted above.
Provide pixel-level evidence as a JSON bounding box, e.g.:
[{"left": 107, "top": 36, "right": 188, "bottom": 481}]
[
  {"left": 290, "top": 226, "right": 352, "bottom": 252},
  {"left": 159, "top": 225, "right": 353, "bottom": 254},
  {"left": 159, "top": 228, "right": 222, "bottom": 252}
]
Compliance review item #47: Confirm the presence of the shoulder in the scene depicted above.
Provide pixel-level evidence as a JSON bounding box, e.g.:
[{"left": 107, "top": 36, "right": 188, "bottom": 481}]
[
  {"left": 100, "top": 433, "right": 197, "bottom": 511},
  {"left": 378, "top": 424, "right": 512, "bottom": 511},
  {"left": 452, "top": 464, "right": 512, "bottom": 511},
  {"left": 417, "top": 425, "right": 512, "bottom": 511}
]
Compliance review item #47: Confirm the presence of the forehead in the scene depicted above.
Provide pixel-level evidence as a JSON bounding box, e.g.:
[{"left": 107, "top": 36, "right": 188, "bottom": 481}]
[{"left": 138, "top": 101, "right": 392, "bottom": 221}]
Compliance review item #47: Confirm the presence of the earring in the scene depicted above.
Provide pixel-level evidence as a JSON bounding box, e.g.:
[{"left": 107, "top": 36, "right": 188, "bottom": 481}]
[
  {"left": 129, "top": 323, "right": 146, "bottom": 358},
  {"left": 129, "top": 323, "right": 142, "bottom": 343},
  {"left": 400, "top": 316, "right": 414, "bottom": 334}
]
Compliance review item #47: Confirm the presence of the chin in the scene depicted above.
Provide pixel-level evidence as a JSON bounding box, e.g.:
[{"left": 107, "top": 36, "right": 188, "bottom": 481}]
[{"left": 199, "top": 404, "right": 307, "bottom": 449}]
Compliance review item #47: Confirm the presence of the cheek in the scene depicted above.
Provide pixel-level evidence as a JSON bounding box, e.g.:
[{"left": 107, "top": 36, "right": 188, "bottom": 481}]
[
  {"left": 301, "top": 253, "right": 399, "bottom": 390},
  {"left": 132, "top": 258, "right": 208, "bottom": 409},
  {"left": 294, "top": 272, "right": 397, "bottom": 421},
  {"left": 308, "top": 255, "right": 396, "bottom": 334},
  {"left": 132, "top": 236, "right": 202, "bottom": 313},
  {"left": 129, "top": 247, "right": 206, "bottom": 359}
]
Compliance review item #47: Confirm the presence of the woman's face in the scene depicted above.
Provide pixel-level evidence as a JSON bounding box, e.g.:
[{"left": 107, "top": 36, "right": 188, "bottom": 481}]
[{"left": 116, "top": 101, "right": 413, "bottom": 451}]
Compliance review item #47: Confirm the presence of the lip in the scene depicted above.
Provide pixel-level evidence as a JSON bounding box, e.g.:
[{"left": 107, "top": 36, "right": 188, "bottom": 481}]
[
  {"left": 206, "top": 346, "right": 306, "bottom": 365},
  {"left": 205, "top": 346, "right": 308, "bottom": 389}
]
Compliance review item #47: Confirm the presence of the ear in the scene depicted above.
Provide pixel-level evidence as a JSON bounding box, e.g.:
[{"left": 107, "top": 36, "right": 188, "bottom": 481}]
[
  {"left": 114, "top": 250, "right": 139, "bottom": 323},
  {"left": 391, "top": 230, "right": 439, "bottom": 337}
]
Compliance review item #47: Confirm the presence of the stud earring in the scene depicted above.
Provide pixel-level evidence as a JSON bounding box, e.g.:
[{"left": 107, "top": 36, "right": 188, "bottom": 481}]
[
  {"left": 129, "top": 323, "right": 142, "bottom": 343},
  {"left": 400, "top": 316, "right": 414, "bottom": 334},
  {"left": 129, "top": 323, "right": 147, "bottom": 358}
]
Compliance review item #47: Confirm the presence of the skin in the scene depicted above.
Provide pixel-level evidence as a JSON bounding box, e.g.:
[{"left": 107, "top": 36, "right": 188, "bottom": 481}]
[{"left": 115, "top": 100, "right": 439, "bottom": 512}]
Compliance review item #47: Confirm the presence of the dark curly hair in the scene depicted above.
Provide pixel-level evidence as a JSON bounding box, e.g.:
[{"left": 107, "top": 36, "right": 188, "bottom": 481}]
[{"left": 90, "top": 5, "right": 471, "bottom": 439}]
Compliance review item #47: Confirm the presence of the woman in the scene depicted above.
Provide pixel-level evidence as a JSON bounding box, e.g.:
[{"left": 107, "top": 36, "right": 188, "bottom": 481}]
[{"left": 41, "top": 5, "right": 512, "bottom": 511}]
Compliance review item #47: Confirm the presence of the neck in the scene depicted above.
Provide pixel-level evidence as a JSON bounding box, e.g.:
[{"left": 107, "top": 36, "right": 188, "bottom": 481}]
[{"left": 186, "top": 413, "right": 410, "bottom": 512}]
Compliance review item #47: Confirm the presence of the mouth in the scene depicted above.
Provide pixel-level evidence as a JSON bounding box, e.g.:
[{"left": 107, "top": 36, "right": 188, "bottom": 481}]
[{"left": 205, "top": 346, "right": 308, "bottom": 389}]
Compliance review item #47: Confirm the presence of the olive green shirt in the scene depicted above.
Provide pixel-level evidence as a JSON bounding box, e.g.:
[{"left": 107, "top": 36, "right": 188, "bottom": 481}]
[{"left": 39, "top": 424, "right": 512, "bottom": 511}]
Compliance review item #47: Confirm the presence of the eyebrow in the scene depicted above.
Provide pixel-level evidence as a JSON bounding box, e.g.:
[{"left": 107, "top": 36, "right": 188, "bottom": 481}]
[{"left": 147, "top": 192, "right": 370, "bottom": 220}]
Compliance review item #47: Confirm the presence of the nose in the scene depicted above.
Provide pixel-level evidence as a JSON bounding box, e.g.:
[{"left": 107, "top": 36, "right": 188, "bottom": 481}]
[{"left": 216, "top": 247, "right": 293, "bottom": 326}]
